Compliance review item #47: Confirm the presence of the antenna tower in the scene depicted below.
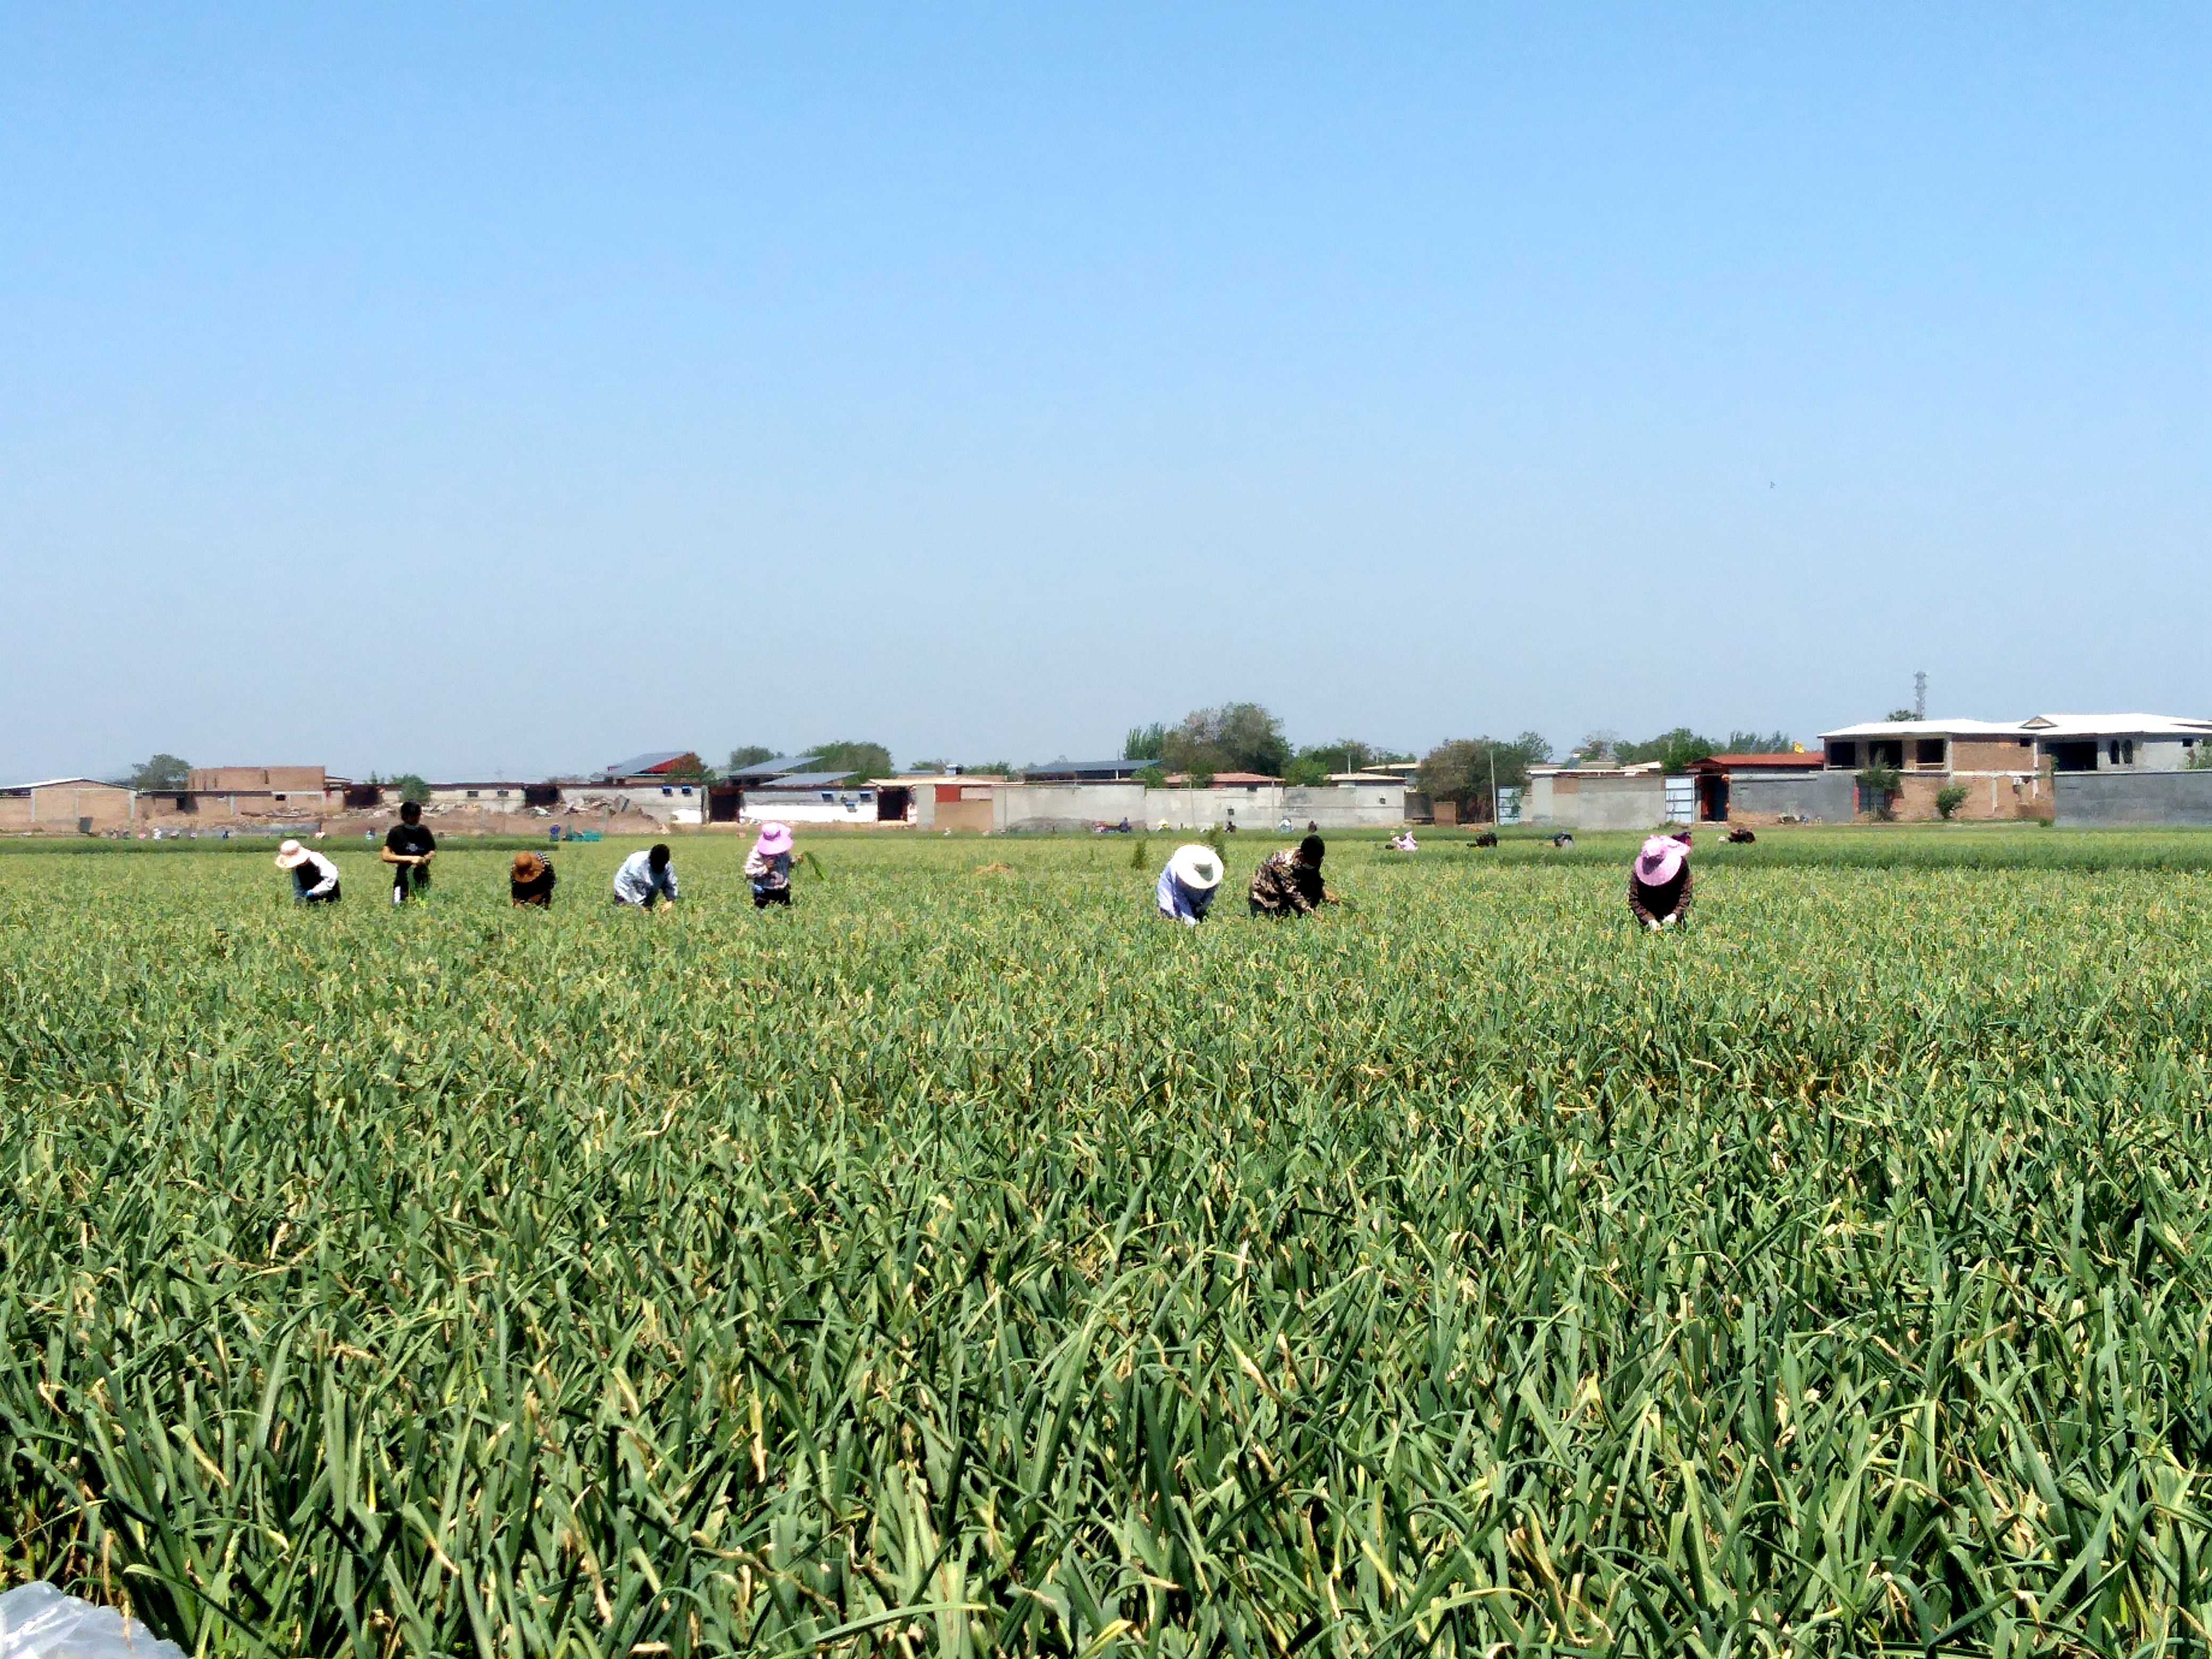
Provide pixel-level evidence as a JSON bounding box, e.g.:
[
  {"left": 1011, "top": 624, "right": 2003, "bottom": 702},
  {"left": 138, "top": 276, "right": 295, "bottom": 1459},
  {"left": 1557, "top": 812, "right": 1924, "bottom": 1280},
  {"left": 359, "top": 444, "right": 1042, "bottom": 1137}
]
[{"left": 1914, "top": 671, "right": 1927, "bottom": 721}]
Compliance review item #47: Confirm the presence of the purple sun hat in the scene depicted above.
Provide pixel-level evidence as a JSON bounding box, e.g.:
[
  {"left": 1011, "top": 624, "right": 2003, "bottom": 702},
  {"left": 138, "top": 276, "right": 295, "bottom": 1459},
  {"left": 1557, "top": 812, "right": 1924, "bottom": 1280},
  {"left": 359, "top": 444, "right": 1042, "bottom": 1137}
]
[{"left": 1633, "top": 834, "right": 1687, "bottom": 886}]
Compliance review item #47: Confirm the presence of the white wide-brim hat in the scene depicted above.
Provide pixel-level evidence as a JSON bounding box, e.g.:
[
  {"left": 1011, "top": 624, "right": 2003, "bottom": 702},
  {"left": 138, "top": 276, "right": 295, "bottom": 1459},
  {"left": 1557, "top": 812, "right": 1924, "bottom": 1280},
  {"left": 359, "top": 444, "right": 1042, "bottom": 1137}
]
[
  {"left": 1167, "top": 843, "right": 1223, "bottom": 891},
  {"left": 274, "top": 839, "right": 311, "bottom": 869}
]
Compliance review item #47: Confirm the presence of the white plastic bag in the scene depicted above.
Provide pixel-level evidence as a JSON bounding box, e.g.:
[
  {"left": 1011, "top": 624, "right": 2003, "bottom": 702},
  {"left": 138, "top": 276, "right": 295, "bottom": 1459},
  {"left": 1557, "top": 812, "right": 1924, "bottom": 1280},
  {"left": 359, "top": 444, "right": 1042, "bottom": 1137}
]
[{"left": 0, "top": 1583, "right": 186, "bottom": 1659}]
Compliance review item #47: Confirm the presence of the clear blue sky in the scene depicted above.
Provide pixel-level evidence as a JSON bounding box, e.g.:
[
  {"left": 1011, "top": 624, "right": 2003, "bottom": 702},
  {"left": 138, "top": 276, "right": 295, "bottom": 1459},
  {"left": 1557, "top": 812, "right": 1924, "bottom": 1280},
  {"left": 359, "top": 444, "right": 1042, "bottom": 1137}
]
[{"left": 3, "top": 5, "right": 2204, "bottom": 781}]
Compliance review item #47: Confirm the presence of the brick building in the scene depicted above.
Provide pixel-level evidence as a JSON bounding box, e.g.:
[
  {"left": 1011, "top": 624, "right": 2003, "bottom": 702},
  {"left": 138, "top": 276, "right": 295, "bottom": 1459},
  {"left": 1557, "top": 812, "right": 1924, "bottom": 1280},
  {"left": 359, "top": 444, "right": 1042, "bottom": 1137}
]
[
  {"left": 0, "top": 778, "right": 139, "bottom": 833},
  {"left": 1818, "top": 719, "right": 2044, "bottom": 820}
]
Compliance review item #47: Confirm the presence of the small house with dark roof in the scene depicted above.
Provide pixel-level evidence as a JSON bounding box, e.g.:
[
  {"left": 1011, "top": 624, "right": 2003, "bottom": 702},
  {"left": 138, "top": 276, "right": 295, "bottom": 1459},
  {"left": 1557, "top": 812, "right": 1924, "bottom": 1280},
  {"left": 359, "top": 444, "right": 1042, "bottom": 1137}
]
[
  {"left": 739, "top": 771, "right": 898, "bottom": 825},
  {"left": 1685, "top": 751, "right": 1833, "bottom": 823}
]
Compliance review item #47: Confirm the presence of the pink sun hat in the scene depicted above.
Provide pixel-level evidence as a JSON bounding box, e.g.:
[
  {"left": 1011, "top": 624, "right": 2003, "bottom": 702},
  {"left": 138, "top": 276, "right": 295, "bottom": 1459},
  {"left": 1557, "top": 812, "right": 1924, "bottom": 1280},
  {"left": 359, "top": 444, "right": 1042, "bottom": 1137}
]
[
  {"left": 1633, "top": 834, "right": 1687, "bottom": 886},
  {"left": 753, "top": 822, "right": 794, "bottom": 857}
]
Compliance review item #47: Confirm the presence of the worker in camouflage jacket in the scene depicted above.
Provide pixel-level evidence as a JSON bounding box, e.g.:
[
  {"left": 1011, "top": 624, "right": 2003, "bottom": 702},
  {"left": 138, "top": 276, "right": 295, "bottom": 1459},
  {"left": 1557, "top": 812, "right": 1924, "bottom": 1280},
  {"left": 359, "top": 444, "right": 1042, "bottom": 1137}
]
[{"left": 1249, "top": 834, "right": 1333, "bottom": 917}]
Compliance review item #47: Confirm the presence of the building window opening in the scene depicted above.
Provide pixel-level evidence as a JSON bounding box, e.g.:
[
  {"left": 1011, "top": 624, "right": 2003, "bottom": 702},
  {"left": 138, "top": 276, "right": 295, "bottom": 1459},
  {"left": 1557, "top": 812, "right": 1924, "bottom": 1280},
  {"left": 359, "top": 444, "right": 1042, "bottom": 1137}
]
[
  {"left": 2123, "top": 740, "right": 2135, "bottom": 764},
  {"left": 1869, "top": 740, "right": 1904, "bottom": 767},
  {"left": 466, "top": 790, "right": 480, "bottom": 799},
  {"left": 1826, "top": 740, "right": 1856, "bottom": 767},
  {"left": 2109, "top": 741, "right": 2122, "bottom": 766},
  {"left": 1915, "top": 739, "right": 1946, "bottom": 767},
  {"left": 2049, "top": 741, "right": 2098, "bottom": 773}
]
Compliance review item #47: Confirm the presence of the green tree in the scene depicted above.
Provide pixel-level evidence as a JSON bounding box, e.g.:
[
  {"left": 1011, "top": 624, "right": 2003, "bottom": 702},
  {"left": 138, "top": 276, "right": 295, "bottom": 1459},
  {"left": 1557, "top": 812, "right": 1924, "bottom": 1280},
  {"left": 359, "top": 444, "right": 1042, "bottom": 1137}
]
[
  {"left": 390, "top": 774, "right": 431, "bottom": 805},
  {"left": 665, "top": 754, "right": 712, "bottom": 784},
  {"left": 726, "top": 745, "right": 777, "bottom": 770},
  {"left": 1887, "top": 709, "right": 1918, "bottom": 723},
  {"left": 1161, "top": 703, "right": 1290, "bottom": 777},
  {"left": 1418, "top": 733, "right": 1553, "bottom": 818},
  {"left": 1935, "top": 784, "right": 1970, "bottom": 819},
  {"left": 804, "top": 741, "right": 893, "bottom": 782},
  {"left": 1283, "top": 755, "right": 1332, "bottom": 786},
  {"left": 1616, "top": 728, "right": 1721, "bottom": 773},
  {"left": 1290, "top": 739, "right": 1412, "bottom": 780},
  {"left": 1724, "top": 730, "right": 1797, "bottom": 754},
  {"left": 1856, "top": 764, "right": 1901, "bottom": 819},
  {"left": 124, "top": 754, "right": 190, "bottom": 790},
  {"left": 1122, "top": 723, "right": 1169, "bottom": 763},
  {"left": 1133, "top": 764, "right": 1167, "bottom": 788}
]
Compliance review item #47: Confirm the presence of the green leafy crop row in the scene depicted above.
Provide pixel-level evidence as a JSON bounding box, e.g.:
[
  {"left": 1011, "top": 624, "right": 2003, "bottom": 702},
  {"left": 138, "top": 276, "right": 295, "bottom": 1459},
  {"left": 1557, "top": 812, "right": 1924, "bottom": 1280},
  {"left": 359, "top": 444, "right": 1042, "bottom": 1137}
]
[{"left": 4, "top": 837, "right": 2211, "bottom": 1655}]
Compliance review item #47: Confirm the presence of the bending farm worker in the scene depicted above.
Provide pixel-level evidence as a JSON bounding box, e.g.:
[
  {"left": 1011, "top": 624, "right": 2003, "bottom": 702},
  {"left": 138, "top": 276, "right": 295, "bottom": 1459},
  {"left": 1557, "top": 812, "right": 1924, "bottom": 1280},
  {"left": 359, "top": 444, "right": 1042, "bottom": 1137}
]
[
  {"left": 1154, "top": 843, "right": 1224, "bottom": 926},
  {"left": 613, "top": 842, "right": 680, "bottom": 909},
  {"left": 510, "top": 851, "right": 556, "bottom": 907},
  {"left": 1630, "top": 832, "right": 1694, "bottom": 930},
  {"left": 275, "top": 839, "right": 341, "bottom": 904},
  {"left": 1250, "top": 834, "right": 1332, "bottom": 918},
  {"left": 744, "top": 822, "right": 795, "bottom": 909},
  {"left": 381, "top": 800, "right": 437, "bottom": 904}
]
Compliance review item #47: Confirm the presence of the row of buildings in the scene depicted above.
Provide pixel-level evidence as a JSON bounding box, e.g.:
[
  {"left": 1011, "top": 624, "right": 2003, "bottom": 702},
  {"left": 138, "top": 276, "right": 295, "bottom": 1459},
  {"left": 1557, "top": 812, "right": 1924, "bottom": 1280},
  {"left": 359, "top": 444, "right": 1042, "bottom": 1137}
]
[
  {"left": 0, "top": 750, "right": 1414, "bottom": 835},
  {"left": 1526, "top": 713, "right": 2212, "bottom": 828},
  {"left": 11, "top": 713, "right": 2212, "bottom": 836}
]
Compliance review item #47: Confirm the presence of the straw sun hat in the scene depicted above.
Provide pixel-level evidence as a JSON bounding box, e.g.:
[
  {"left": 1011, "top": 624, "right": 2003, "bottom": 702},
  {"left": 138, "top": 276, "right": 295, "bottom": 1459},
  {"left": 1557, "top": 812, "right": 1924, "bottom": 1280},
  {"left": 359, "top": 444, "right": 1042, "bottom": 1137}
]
[
  {"left": 273, "top": 839, "right": 313, "bottom": 869},
  {"left": 1166, "top": 843, "right": 1223, "bottom": 891}
]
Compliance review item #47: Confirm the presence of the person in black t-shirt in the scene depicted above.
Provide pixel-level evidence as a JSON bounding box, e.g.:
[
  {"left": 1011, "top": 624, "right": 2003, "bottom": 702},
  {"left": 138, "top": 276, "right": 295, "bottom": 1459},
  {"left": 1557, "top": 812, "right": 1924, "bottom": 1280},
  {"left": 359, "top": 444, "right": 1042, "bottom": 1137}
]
[{"left": 381, "top": 800, "right": 438, "bottom": 904}]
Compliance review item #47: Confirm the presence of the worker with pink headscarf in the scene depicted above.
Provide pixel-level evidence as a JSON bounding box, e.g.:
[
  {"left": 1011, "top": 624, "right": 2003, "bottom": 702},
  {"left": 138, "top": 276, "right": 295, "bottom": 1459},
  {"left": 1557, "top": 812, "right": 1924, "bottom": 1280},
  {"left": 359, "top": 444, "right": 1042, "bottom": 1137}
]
[
  {"left": 745, "top": 822, "right": 796, "bottom": 909},
  {"left": 1629, "top": 832, "right": 1694, "bottom": 930}
]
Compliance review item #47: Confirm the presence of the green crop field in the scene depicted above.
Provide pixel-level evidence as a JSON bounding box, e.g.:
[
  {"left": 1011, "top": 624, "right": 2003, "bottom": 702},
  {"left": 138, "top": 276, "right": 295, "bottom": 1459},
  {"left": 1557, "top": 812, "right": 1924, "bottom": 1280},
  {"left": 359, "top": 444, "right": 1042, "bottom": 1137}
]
[{"left": 5, "top": 831, "right": 2212, "bottom": 1656}]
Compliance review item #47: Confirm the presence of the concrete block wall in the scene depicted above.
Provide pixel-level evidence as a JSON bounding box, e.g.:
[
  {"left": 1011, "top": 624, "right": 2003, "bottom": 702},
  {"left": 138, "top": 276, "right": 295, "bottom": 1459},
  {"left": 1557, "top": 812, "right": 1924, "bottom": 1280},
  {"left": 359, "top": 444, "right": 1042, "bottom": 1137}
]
[
  {"left": 1526, "top": 774, "right": 1668, "bottom": 830},
  {"left": 1729, "top": 773, "right": 1858, "bottom": 824},
  {"left": 2054, "top": 770, "right": 2212, "bottom": 826},
  {"left": 950, "top": 782, "right": 1406, "bottom": 833}
]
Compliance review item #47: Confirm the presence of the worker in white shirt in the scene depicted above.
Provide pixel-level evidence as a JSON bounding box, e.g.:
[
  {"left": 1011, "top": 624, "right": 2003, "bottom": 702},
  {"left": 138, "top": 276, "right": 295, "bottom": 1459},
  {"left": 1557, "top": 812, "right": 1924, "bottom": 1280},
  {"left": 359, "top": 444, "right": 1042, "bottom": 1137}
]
[
  {"left": 612, "top": 843, "right": 680, "bottom": 910},
  {"left": 274, "top": 839, "right": 341, "bottom": 903}
]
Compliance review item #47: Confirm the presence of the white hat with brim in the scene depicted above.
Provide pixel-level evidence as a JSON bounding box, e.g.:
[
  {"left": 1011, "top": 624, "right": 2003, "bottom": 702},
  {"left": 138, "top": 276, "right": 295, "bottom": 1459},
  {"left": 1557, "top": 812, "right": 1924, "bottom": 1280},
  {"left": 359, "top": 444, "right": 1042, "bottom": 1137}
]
[
  {"left": 1167, "top": 843, "right": 1223, "bottom": 891},
  {"left": 274, "top": 839, "right": 312, "bottom": 869}
]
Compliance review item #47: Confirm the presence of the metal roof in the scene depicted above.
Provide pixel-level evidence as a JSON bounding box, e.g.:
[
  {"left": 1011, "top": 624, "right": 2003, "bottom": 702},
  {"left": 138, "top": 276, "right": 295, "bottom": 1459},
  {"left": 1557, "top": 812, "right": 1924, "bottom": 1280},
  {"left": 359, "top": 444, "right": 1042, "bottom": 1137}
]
[
  {"left": 1821, "top": 713, "right": 2212, "bottom": 741},
  {"left": 747, "top": 772, "right": 870, "bottom": 791},
  {"left": 1024, "top": 758, "right": 1156, "bottom": 776},
  {"left": 1, "top": 777, "right": 127, "bottom": 793},
  {"left": 600, "top": 750, "right": 697, "bottom": 777},
  {"left": 1689, "top": 753, "right": 1825, "bottom": 770},
  {"left": 2017, "top": 713, "right": 2212, "bottom": 737},
  {"left": 1817, "top": 719, "right": 2028, "bottom": 740}
]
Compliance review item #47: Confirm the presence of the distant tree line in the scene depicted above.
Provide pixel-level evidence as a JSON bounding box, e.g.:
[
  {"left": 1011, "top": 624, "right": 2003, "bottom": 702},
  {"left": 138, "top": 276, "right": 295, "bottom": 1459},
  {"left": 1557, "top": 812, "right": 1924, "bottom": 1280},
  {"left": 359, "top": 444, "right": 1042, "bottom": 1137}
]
[{"left": 1120, "top": 705, "right": 1412, "bottom": 787}]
